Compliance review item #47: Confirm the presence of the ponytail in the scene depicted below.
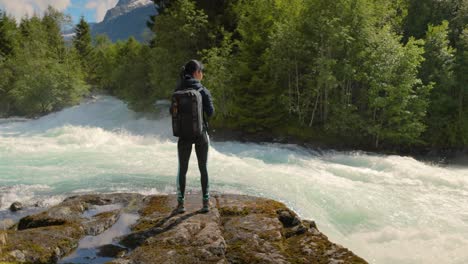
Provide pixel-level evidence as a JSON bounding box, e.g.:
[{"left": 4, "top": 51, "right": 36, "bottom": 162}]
[{"left": 180, "top": 66, "right": 186, "bottom": 79}]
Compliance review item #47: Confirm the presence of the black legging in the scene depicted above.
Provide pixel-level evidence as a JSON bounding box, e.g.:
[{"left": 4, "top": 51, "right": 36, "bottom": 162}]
[{"left": 176, "top": 131, "right": 210, "bottom": 202}]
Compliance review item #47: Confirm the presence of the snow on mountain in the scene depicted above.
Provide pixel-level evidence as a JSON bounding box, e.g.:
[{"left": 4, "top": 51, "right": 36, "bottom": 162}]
[
  {"left": 91, "top": 0, "right": 156, "bottom": 42},
  {"left": 102, "top": 0, "right": 153, "bottom": 22}
]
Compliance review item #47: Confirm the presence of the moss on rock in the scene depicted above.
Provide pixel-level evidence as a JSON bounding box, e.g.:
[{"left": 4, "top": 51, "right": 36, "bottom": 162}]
[
  {"left": 2, "top": 193, "right": 368, "bottom": 264},
  {"left": 139, "top": 195, "right": 171, "bottom": 217}
]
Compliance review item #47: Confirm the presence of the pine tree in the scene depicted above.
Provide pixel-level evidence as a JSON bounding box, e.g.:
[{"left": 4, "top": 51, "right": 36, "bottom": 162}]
[
  {"left": 148, "top": 0, "right": 208, "bottom": 100},
  {"left": 0, "top": 11, "right": 17, "bottom": 115},
  {"left": 73, "top": 16, "right": 93, "bottom": 81},
  {"left": 91, "top": 35, "right": 117, "bottom": 91},
  {"left": 229, "top": 0, "right": 293, "bottom": 132},
  {"left": 453, "top": 27, "right": 468, "bottom": 146},
  {"left": 201, "top": 32, "right": 235, "bottom": 122},
  {"left": 42, "top": 6, "right": 67, "bottom": 60},
  {"left": 7, "top": 11, "right": 88, "bottom": 117},
  {"left": 0, "top": 12, "right": 18, "bottom": 58},
  {"left": 73, "top": 16, "right": 92, "bottom": 59}
]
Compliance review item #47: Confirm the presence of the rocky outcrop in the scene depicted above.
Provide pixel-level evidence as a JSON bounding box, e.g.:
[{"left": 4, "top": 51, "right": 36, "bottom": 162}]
[
  {"left": 91, "top": 0, "right": 156, "bottom": 42},
  {"left": 103, "top": 0, "right": 153, "bottom": 22},
  {"left": 0, "top": 193, "right": 367, "bottom": 264},
  {"left": 0, "top": 193, "right": 144, "bottom": 263}
]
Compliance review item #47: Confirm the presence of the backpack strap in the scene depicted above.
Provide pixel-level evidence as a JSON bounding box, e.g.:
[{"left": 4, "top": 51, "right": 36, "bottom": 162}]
[{"left": 195, "top": 87, "right": 208, "bottom": 130}]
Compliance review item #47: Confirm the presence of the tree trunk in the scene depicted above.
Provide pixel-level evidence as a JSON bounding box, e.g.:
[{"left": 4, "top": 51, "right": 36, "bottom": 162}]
[
  {"left": 309, "top": 92, "right": 320, "bottom": 127},
  {"left": 459, "top": 86, "right": 464, "bottom": 122},
  {"left": 288, "top": 67, "right": 292, "bottom": 114},
  {"left": 324, "top": 84, "right": 328, "bottom": 122},
  {"left": 295, "top": 58, "right": 300, "bottom": 118}
]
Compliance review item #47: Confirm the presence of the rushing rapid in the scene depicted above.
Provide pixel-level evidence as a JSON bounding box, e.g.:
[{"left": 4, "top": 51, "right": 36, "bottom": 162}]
[{"left": 1, "top": 95, "right": 467, "bottom": 264}]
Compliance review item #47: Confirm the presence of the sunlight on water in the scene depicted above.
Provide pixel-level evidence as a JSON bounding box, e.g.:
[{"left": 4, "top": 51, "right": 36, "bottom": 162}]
[{"left": 1, "top": 95, "right": 467, "bottom": 264}]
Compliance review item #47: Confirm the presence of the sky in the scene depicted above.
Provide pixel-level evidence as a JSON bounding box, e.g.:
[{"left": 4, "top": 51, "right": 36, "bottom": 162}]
[{"left": 0, "top": 0, "right": 119, "bottom": 24}]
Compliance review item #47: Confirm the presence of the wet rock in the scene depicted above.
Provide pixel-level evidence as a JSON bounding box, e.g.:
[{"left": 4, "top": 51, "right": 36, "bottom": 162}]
[
  {"left": 97, "top": 244, "right": 128, "bottom": 258},
  {"left": 284, "top": 223, "right": 308, "bottom": 238},
  {"left": 277, "top": 208, "right": 301, "bottom": 227},
  {"left": 303, "top": 219, "right": 318, "bottom": 230},
  {"left": 0, "top": 232, "right": 7, "bottom": 245},
  {"left": 0, "top": 193, "right": 368, "bottom": 264},
  {"left": 9, "top": 202, "right": 23, "bottom": 212},
  {"left": 107, "top": 259, "right": 133, "bottom": 264},
  {"left": 223, "top": 214, "right": 287, "bottom": 263},
  {"left": 0, "top": 193, "right": 145, "bottom": 264},
  {"left": 83, "top": 209, "right": 121, "bottom": 236},
  {"left": 18, "top": 212, "right": 68, "bottom": 230},
  {"left": 123, "top": 195, "right": 228, "bottom": 263},
  {"left": 0, "top": 224, "right": 84, "bottom": 263},
  {"left": 9, "top": 250, "right": 26, "bottom": 262},
  {"left": 34, "top": 200, "right": 48, "bottom": 208},
  {"left": 52, "top": 247, "right": 62, "bottom": 263},
  {"left": 0, "top": 219, "right": 15, "bottom": 230}
]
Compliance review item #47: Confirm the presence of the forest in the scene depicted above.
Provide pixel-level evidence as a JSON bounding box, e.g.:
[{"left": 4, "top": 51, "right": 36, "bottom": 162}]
[{"left": 0, "top": 0, "right": 467, "bottom": 152}]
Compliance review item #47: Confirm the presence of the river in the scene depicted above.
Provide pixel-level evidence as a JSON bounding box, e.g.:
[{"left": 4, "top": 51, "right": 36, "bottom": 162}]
[{"left": 1, "top": 95, "right": 467, "bottom": 264}]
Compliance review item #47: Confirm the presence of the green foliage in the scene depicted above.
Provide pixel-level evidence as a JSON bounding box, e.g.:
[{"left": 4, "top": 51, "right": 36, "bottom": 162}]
[
  {"left": 112, "top": 38, "right": 154, "bottom": 111},
  {"left": 420, "top": 21, "right": 455, "bottom": 86},
  {"left": 0, "top": 7, "right": 88, "bottom": 117},
  {"left": 0, "top": 12, "right": 18, "bottom": 115},
  {"left": 452, "top": 26, "right": 468, "bottom": 146},
  {"left": 151, "top": 0, "right": 173, "bottom": 14},
  {"left": 92, "top": 35, "right": 118, "bottom": 91},
  {"left": 421, "top": 21, "right": 460, "bottom": 147},
  {"left": 148, "top": 0, "right": 209, "bottom": 100},
  {"left": 363, "top": 31, "right": 430, "bottom": 147},
  {"left": 0, "top": 58, "right": 14, "bottom": 115},
  {"left": 104, "top": 0, "right": 464, "bottom": 149},
  {"left": 228, "top": 0, "right": 298, "bottom": 132},
  {"left": 73, "top": 16, "right": 93, "bottom": 81},
  {"left": 3, "top": 0, "right": 464, "bottom": 150},
  {"left": 0, "top": 12, "right": 18, "bottom": 58},
  {"left": 403, "top": 0, "right": 467, "bottom": 46},
  {"left": 42, "top": 7, "right": 69, "bottom": 60},
  {"left": 259, "top": 0, "right": 434, "bottom": 148},
  {"left": 9, "top": 54, "right": 87, "bottom": 116},
  {"left": 201, "top": 31, "right": 235, "bottom": 121}
]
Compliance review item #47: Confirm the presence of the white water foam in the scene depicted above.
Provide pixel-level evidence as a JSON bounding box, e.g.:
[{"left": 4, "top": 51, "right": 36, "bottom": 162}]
[
  {"left": 1, "top": 95, "right": 467, "bottom": 264},
  {"left": 0, "top": 185, "right": 64, "bottom": 210}
]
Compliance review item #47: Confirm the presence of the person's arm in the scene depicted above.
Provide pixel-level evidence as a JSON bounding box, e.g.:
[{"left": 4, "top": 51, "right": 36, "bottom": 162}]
[{"left": 201, "top": 87, "right": 215, "bottom": 117}]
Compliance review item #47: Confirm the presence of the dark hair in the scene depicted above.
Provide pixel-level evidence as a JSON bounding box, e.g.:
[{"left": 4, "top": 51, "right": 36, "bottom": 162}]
[{"left": 181, "top": 59, "right": 204, "bottom": 78}]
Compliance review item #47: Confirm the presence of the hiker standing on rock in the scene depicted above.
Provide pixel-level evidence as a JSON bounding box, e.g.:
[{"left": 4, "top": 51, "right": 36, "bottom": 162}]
[{"left": 170, "top": 59, "right": 214, "bottom": 214}]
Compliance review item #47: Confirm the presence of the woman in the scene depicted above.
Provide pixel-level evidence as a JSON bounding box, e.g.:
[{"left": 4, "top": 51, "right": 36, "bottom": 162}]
[{"left": 174, "top": 59, "right": 214, "bottom": 214}]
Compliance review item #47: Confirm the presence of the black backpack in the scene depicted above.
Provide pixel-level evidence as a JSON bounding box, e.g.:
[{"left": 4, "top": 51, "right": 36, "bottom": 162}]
[{"left": 171, "top": 87, "right": 204, "bottom": 138}]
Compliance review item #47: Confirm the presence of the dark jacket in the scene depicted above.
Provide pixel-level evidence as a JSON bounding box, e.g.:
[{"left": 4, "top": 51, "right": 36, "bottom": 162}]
[{"left": 175, "top": 75, "right": 215, "bottom": 126}]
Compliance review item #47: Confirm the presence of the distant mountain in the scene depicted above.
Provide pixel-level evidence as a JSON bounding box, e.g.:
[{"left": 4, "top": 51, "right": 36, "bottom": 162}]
[{"left": 91, "top": 0, "right": 157, "bottom": 42}]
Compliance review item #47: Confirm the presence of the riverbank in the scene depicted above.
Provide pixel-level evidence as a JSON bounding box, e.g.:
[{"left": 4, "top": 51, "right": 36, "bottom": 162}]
[
  {"left": 208, "top": 126, "right": 468, "bottom": 165},
  {"left": 0, "top": 193, "right": 367, "bottom": 264}
]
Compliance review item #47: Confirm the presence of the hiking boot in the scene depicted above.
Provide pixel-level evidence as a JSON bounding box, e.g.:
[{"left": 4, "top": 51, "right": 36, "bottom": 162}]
[
  {"left": 176, "top": 201, "right": 186, "bottom": 214},
  {"left": 200, "top": 199, "right": 210, "bottom": 213}
]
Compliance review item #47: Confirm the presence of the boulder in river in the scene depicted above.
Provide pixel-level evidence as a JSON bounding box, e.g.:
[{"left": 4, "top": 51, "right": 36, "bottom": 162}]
[{"left": 9, "top": 202, "right": 23, "bottom": 212}]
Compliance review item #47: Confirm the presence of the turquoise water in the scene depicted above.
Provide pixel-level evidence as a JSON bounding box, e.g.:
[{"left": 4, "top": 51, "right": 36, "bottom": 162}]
[{"left": 1, "top": 95, "right": 467, "bottom": 264}]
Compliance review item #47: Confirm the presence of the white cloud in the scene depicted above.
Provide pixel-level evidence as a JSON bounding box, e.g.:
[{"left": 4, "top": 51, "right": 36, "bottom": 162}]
[
  {"left": 85, "top": 0, "right": 117, "bottom": 22},
  {"left": 0, "top": 0, "right": 71, "bottom": 21}
]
